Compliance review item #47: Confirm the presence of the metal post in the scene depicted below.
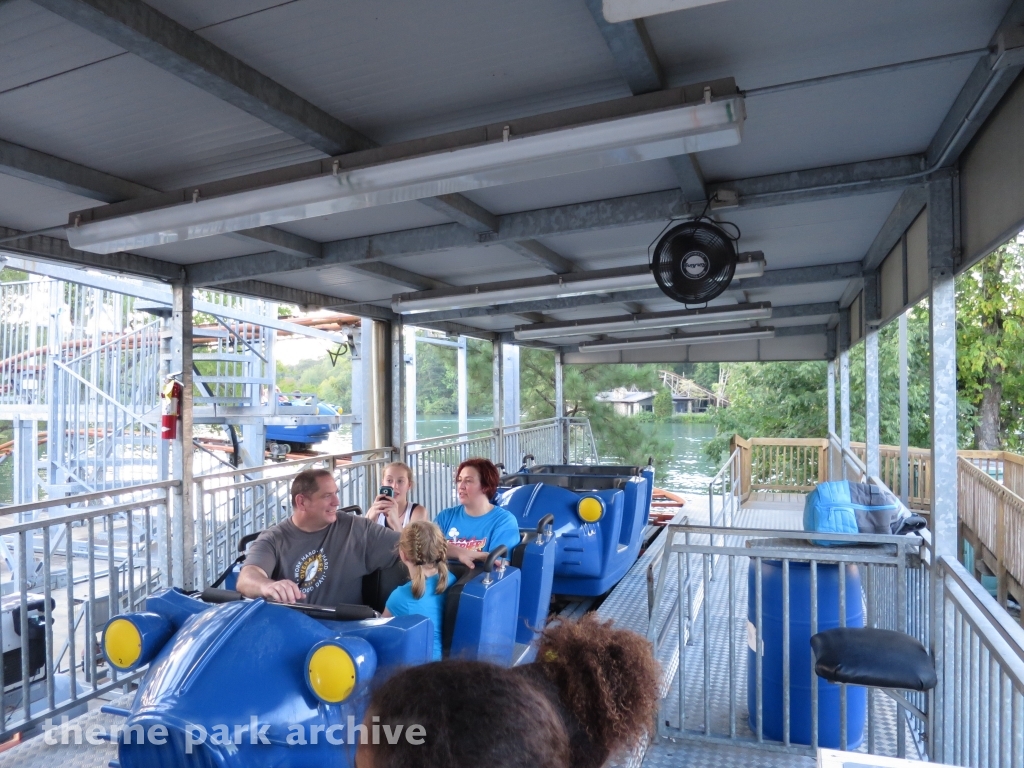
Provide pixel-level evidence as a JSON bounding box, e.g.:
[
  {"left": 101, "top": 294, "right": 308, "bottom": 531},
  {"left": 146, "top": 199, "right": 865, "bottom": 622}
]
[
  {"left": 12, "top": 417, "right": 35, "bottom": 504},
  {"left": 404, "top": 326, "right": 416, "bottom": 444},
  {"left": 391, "top": 320, "right": 403, "bottom": 449},
  {"left": 899, "top": 312, "right": 910, "bottom": 504},
  {"left": 171, "top": 282, "right": 195, "bottom": 591},
  {"left": 240, "top": 422, "right": 266, "bottom": 468},
  {"left": 827, "top": 360, "right": 836, "bottom": 437},
  {"left": 865, "top": 329, "right": 880, "bottom": 478},
  {"left": 503, "top": 343, "right": 520, "bottom": 427},
  {"left": 492, "top": 341, "right": 504, "bottom": 465},
  {"left": 927, "top": 173, "right": 958, "bottom": 762},
  {"left": 457, "top": 336, "right": 468, "bottom": 435},
  {"left": 555, "top": 352, "right": 567, "bottom": 463},
  {"left": 840, "top": 350, "right": 851, "bottom": 479}
]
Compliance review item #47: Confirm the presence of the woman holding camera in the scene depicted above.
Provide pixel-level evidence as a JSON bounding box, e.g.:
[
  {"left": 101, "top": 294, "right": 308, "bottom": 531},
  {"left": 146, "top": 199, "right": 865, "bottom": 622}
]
[{"left": 367, "top": 461, "right": 428, "bottom": 531}]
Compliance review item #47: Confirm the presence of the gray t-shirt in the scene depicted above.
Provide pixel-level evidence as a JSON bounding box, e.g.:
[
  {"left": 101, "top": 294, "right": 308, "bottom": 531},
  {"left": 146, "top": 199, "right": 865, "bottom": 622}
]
[{"left": 245, "top": 512, "right": 400, "bottom": 607}]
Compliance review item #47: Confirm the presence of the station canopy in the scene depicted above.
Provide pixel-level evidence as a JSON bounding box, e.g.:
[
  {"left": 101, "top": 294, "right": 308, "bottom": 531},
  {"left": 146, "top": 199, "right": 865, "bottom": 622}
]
[{"left": 2, "top": 0, "right": 1023, "bottom": 363}]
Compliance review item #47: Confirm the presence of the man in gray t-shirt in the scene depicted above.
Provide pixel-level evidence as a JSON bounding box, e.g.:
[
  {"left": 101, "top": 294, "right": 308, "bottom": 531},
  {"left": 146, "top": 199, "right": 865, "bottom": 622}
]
[
  {"left": 237, "top": 468, "right": 486, "bottom": 607},
  {"left": 237, "top": 469, "right": 400, "bottom": 607}
]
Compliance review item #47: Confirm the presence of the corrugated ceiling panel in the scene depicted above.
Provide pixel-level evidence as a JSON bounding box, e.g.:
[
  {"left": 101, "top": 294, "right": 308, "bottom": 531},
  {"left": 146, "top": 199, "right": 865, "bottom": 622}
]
[
  {"left": 0, "top": 173, "right": 105, "bottom": 231},
  {"left": 274, "top": 201, "right": 453, "bottom": 243},
  {"left": 186, "top": 0, "right": 627, "bottom": 143},
  {"left": 0, "top": 55, "right": 323, "bottom": 191}
]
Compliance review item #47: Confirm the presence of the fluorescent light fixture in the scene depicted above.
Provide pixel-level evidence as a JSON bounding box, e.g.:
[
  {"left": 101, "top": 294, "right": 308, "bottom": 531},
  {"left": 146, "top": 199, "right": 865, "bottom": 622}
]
[
  {"left": 393, "top": 253, "right": 765, "bottom": 314},
  {"left": 603, "top": 0, "right": 732, "bottom": 22},
  {"left": 66, "top": 87, "right": 744, "bottom": 255},
  {"left": 513, "top": 302, "right": 772, "bottom": 341},
  {"left": 577, "top": 326, "right": 775, "bottom": 352},
  {"left": 394, "top": 265, "right": 654, "bottom": 313}
]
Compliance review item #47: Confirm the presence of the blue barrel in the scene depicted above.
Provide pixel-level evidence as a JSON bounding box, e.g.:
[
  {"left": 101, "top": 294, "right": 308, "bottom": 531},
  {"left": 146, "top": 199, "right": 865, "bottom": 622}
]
[{"left": 747, "top": 560, "right": 865, "bottom": 748}]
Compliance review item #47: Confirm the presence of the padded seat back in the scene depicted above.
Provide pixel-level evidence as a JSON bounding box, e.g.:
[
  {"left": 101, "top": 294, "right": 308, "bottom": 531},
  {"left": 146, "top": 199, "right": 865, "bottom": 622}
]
[{"left": 442, "top": 555, "right": 520, "bottom": 666}]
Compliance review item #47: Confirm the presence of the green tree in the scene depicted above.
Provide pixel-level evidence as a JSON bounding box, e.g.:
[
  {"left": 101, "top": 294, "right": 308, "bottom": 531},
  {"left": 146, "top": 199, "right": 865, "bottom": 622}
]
[
  {"left": 276, "top": 355, "right": 352, "bottom": 411},
  {"left": 521, "top": 347, "right": 555, "bottom": 420},
  {"left": 653, "top": 388, "right": 673, "bottom": 420},
  {"left": 956, "top": 238, "right": 1024, "bottom": 449}
]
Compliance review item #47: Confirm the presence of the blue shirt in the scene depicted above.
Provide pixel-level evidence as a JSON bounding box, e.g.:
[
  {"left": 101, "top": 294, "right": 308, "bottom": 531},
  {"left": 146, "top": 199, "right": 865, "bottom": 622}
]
[
  {"left": 385, "top": 572, "right": 455, "bottom": 660},
  {"left": 434, "top": 504, "right": 521, "bottom": 556}
]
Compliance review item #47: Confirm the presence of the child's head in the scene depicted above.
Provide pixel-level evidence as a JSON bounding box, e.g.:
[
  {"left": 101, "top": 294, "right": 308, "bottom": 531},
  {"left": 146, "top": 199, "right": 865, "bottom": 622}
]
[
  {"left": 535, "top": 614, "right": 659, "bottom": 765},
  {"left": 398, "top": 521, "right": 449, "bottom": 599},
  {"left": 358, "top": 660, "right": 568, "bottom": 768}
]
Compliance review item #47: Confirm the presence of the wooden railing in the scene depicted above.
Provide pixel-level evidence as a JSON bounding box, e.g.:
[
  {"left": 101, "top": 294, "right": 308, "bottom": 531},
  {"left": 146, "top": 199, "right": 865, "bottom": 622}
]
[
  {"left": 731, "top": 436, "right": 826, "bottom": 495},
  {"left": 958, "top": 456, "right": 1024, "bottom": 616},
  {"left": 849, "top": 442, "right": 932, "bottom": 510}
]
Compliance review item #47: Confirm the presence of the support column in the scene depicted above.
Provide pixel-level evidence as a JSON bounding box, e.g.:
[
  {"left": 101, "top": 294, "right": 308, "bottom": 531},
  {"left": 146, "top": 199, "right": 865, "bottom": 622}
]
[
  {"left": 502, "top": 343, "right": 520, "bottom": 427},
  {"left": 827, "top": 360, "right": 836, "bottom": 437},
  {"left": 12, "top": 417, "right": 35, "bottom": 505},
  {"left": 865, "top": 329, "right": 880, "bottom": 478},
  {"left": 391, "top": 321, "right": 403, "bottom": 451},
  {"left": 929, "top": 236, "right": 958, "bottom": 558},
  {"left": 555, "top": 352, "right": 566, "bottom": 463},
  {"left": 351, "top": 322, "right": 366, "bottom": 452},
  {"left": 840, "top": 350, "right": 851, "bottom": 480},
  {"left": 370, "top": 320, "right": 390, "bottom": 450},
  {"left": 457, "top": 337, "right": 468, "bottom": 435},
  {"left": 492, "top": 341, "right": 504, "bottom": 466},
  {"left": 899, "top": 313, "right": 910, "bottom": 504},
  {"left": 404, "top": 326, "right": 416, "bottom": 444},
  {"left": 171, "top": 282, "right": 194, "bottom": 591}
]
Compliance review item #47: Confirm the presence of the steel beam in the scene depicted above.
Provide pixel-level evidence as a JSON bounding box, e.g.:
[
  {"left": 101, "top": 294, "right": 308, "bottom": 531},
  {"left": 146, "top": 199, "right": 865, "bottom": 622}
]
[
  {"left": 31, "top": 0, "right": 374, "bottom": 156},
  {"left": 349, "top": 262, "right": 448, "bottom": 292},
  {"left": 0, "top": 138, "right": 151, "bottom": 202},
  {"left": 504, "top": 240, "right": 581, "bottom": 274},
  {"left": 861, "top": 185, "right": 928, "bottom": 271},
  {"left": 492, "top": 342, "right": 504, "bottom": 462},
  {"left": 668, "top": 154, "right": 708, "bottom": 202},
  {"left": 418, "top": 194, "right": 498, "bottom": 234},
  {"left": 926, "top": 0, "right": 1024, "bottom": 168},
  {"left": 584, "top": 0, "right": 662, "bottom": 94},
  {"left": 709, "top": 155, "right": 925, "bottom": 211},
  {"left": 0, "top": 225, "right": 181, "bottom": 280},
  {"left": 225, "top": 226, "right": 322, "bottom": 259},
  {"left": 840, "top": 349, "right": 851, "bottom": 479},
  {"left": 177, "top": 153, "right": 918, "bottom": 284}
]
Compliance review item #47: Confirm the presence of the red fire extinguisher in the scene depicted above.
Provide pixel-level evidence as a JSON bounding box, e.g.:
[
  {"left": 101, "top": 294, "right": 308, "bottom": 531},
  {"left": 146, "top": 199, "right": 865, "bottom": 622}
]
[{"left": 161, "top": 378, "right": 183, "bottom": 440}]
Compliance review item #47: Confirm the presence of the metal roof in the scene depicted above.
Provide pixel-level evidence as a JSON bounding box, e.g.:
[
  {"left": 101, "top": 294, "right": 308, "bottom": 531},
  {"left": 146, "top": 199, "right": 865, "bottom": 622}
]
[{"left": 0, "top": 0, "right": 1020, "bottom": 361}]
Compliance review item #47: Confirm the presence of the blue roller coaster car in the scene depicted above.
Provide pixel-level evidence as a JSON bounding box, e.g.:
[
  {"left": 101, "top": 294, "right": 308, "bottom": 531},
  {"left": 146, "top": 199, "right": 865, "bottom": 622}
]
[
  {"left": 497, "top": 463, "right": 654, "bottom": 597},
  {"left": 101, "top": 551, "right": 522, "bottom": 768},
  {"left": 266, "top": 401, "right": 339, "bottom": 451}
]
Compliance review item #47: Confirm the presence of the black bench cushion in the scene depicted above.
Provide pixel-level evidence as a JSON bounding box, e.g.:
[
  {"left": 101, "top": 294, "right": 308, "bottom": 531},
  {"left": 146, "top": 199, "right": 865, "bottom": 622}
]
[{"left": 810, "top": 627, "right": 937, "bottom": 691}]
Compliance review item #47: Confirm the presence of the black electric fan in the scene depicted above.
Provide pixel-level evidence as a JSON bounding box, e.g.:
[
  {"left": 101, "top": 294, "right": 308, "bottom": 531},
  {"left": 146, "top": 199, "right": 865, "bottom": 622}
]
[{"left": 650, "top": 220, "right": 738, "bottom": 304}]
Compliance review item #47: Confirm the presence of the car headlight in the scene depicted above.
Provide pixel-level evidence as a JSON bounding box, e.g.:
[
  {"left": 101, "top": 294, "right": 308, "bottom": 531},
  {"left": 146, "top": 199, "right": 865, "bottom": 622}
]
[
  {"left": 102, "top": 613, "right": 174, "bottom": 671},
  {"left": 305, "top": 637, "right": 377, "bottom": 704},
  {"left": 577, "top": 496, "right": 605, "bottom": 523}
]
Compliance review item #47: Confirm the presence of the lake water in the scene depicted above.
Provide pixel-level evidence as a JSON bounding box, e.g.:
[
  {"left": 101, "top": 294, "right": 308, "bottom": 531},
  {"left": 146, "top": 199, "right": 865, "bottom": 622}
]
[
  {"left": 0, "top": 416, "right": 720, "bottom": 503},
  {"left": 325, "top": 416, "right": 721, "bottom": 498}
]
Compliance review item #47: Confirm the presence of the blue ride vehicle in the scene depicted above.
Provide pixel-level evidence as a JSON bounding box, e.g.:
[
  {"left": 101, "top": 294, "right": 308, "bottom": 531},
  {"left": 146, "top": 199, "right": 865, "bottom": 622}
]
[
  {"left": 497, "top": 462, "right": 654, "bottom": 597},
  {"left": 100, "top": 542, "right": 549, "bottom": 768},
  {"left": 266, "top": 399, "right": 340, "bottom": 452}
]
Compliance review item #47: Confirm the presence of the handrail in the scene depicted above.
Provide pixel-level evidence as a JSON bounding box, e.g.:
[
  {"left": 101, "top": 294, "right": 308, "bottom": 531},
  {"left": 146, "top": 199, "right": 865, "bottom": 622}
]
[
  {"left": 0, "top": 479, "right": 180, "bottom": 516},
  {"left": 194, "top": 447, "right": 394, "bottom": 483}
]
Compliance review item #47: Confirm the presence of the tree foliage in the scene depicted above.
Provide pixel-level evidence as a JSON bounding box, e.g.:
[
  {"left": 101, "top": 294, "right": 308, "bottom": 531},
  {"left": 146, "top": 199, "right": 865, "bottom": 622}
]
[{"left": 653, "top": 388, "right": 673, "bottom": 420}]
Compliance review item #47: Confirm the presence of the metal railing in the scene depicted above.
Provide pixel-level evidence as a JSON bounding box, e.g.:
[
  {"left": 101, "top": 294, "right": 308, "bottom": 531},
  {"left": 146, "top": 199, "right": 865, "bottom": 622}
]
[
  {"left": 708, "top": 447, "right": 740, "bottom": 530},
  {"left": 404, "top": 417, "right": 597, "bottom": 515},
  {"left": 933, "top": 554, "right": 1024, "bottom": 768},
  {"left": 0, "top": 481, "right": 176, "bottom": 741},
  {"left": 649, "top": 523, "right": 930, "bottom": 756},
  {"left": 193, "top": 449, "right": 394, "bottom": 588}
]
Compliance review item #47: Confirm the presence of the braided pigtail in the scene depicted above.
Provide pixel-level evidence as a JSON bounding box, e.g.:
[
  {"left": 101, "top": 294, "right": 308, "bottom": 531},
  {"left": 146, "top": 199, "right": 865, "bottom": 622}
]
[{"left": 400, "top": 521, "right": 450, "bottom": 598}]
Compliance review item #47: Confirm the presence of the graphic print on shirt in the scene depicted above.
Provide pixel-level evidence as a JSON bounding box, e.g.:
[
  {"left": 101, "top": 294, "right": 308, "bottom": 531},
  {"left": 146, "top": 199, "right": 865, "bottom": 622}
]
[
  {"left": 445, "top": 527, "right": 486, "bottom": 551},
  {"left": 294, "top": 549, "right": 329, "bottom": 593}
]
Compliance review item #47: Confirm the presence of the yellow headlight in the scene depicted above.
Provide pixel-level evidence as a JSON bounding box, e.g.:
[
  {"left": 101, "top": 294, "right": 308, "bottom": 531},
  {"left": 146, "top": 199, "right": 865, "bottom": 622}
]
[
  {"left": 104, "top": 618, "right": 142, "bottom": 670},
  {"left": 577, "top": 496, "right": 604, "bottom": 523},
  {"left": 307, "top": 644, "right": 357, "bottom": 704}
]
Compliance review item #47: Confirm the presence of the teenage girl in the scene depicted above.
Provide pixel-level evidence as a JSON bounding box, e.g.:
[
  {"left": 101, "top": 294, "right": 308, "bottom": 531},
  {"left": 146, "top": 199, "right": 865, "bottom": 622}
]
[
  {"left": 368, "top": 462, "right": 428, "bottom": 531},
  {"left": 381, "top": 521, "right": 454, "bottom": 660}
]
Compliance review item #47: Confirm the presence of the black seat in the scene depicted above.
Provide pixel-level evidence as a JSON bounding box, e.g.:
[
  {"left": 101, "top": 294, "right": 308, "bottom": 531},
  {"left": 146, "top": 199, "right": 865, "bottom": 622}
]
[
  {"left": 440, "top": 547, "right": 508, "bottom": 658},
  {"left": 362, "top": 560, "right": 410, "bottom": 614},
  {"left": 810, "top": 627, "right": 937, "bottom": 691}
]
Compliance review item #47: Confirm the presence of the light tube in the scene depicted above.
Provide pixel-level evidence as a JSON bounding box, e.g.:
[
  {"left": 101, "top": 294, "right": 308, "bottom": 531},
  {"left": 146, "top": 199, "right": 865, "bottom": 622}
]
[
  {"left": 393, "top": 253, "right": 765, "bottom": 314},
  {"left": 577, "top": 326, "right": 775, "bottom": 352},
  {"left": 513, "top": 302, "right": 772, "bottom": 341},
  {"left": 66, "top": 93, "right": 744, "bottom": 255}
]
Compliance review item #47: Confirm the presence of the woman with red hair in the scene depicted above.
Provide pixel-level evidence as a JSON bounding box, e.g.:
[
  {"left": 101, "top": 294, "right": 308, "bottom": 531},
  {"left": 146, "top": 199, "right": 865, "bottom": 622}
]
[{"left": 434, "top": 457, "right": 521, "bottom": 557}]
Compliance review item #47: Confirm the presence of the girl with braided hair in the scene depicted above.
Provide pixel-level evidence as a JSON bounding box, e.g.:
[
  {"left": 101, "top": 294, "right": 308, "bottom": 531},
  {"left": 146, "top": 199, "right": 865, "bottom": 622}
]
[{"left": 381, "top": 521, "right": 454, "bottom": 660}]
